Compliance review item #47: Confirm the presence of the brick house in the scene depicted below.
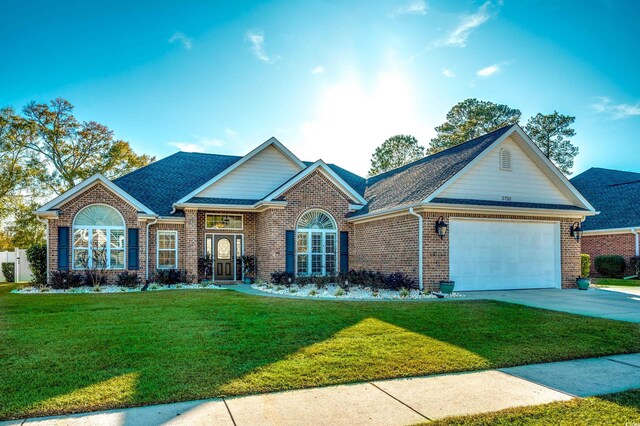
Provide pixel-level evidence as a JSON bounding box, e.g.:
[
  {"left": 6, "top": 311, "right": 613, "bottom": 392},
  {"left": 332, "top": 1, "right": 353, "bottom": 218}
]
[
  {"left": 35, "top": 124, "right": 595, "bottom": 291},
  {"left": 571, "top": 168, "right": 640, "bottom": 275}
]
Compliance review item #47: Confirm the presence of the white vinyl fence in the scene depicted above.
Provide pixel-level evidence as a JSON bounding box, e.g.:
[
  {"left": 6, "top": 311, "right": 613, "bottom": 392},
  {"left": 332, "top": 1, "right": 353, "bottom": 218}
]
[{"left": 0, "top": 249, "right": 33, "bottom": 282}]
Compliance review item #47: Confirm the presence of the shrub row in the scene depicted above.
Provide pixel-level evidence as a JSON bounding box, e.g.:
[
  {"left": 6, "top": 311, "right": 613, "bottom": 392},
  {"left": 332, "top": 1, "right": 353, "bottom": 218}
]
[
  {"left": 270, "top": 269, "right": 416, "bottom": 290},
  {"left": 48, "top": 271, "right": 141, "bottom": 289},
  {"left": 594, "top": 255, "right": 626, "bottom": 277}
]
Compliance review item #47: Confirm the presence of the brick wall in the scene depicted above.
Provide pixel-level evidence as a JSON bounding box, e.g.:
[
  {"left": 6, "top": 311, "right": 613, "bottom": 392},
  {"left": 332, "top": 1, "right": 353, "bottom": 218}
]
[
  {"left": 147, "top": 222, "right": 186, "bottom": 281},
  {"left": 582, "top": 233, "right": 637, "bottom": 276},
  {"left": 254, "top": 170, "right": 354, "bottom": 281},
  {"left": 47, "top": 182, "right": 147, "bottom": 283}
]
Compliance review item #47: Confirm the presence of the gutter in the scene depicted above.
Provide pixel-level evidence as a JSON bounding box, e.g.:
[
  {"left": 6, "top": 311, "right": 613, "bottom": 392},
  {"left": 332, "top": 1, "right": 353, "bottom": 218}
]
[
  {"left": 408, "top": 207, "right": 424, "bottom": 291},
  {"left": 632, "top": 228, "right": 640, "bottom": 257},
  {"left": 145, "top": 218, "right": 159, "bottom": 282}
]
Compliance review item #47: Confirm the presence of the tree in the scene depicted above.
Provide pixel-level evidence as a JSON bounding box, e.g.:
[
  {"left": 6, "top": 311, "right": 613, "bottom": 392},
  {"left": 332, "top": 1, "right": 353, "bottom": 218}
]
[
  {"left": 429, "top": 99, "right": 521, "bottom": 153},
  {"left": 7, "top": 200, "right": 45, "bottom": 249},
  {"left": 525, "top": 112, "right": 578, "bottom": 175},
  {"left": 22, "top": 98, "right": 155, "bottom": 194},
  {"left": 369, "top": 135, "right": 425, "bottom": 176}
]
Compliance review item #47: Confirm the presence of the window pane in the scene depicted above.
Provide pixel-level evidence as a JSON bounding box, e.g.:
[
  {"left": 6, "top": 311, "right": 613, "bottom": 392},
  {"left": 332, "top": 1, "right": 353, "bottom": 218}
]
[
  {"left": 297, "top": 232, "right": 308, "bottom": 253},
  {"left": 158, "top": 233, "right": 176, "bottom": 249},
  {"left": 92, "top": 249, "right": 107, "bottom": 269},
  {"left": 217, "top": 238, "right": 231, "bottom": 260},
  {"left": 325, "top": 233, "right": 336, "bottom": 254},
  {"left": 92, "top": 229, "right": 108, "bottom": 248},
  {"left": 75, "top": 205, "right": 124, "bottom": 227},
  {"left": 74, "top": 249, "right": 88, "bottom": 269},
  {"left": 236, "top": 237, "right": 242, "bottom": 257},
  {"left": 326, "top": 254, "right": 336, "bottom": 275},
  {"left": 74, "top": 229, "right": 89, "bottom": 248},
  {"left": 311, "top": 233, "right": 322, "bottom": 253},
  {"left": 110, "top": 250, "right": 125, "bottom": 269},
  {"left": 207, "top": 214, "right": 242, "bottom": 229},
  {"left": 297, "top": 254, "right": 308, "bottom": 275},
  {"left": 311, "top": 254, "right": 322, "bottom": 274},
  {"left": 158, "top": 251, "right": 176, "bottom": 268},
  {"left": 297, "top": 210, "right": 336, "bottom": 230},
  {"left": 110, "top": 229, "right": 125, "bottom": 249}
]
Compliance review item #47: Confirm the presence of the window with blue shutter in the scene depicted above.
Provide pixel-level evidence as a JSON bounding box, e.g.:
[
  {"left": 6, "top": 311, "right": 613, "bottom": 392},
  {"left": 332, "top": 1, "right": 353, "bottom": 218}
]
[
  {"left": 58, "top": 226, "right": 70, "bottom": 271},
  {"left": 285, "top": 230, "right": 295, "bottom": 274},
  {"left": 340, "top": 231, "right": 349, "bottom": 273},
  {"left": 127, "top": 228, "right": 139, "bottom": 270}
]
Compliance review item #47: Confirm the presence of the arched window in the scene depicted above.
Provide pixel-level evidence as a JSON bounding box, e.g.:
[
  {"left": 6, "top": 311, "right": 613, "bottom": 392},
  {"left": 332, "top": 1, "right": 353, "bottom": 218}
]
[
  {"left": 499, "top": 148, "right": 512, "bottom": 171},
  {"left": 73, "top": 204, "right": 126, "bottom": 270},
  {"left": 296, "top": 209, "right": 337, "bottom": 276}
]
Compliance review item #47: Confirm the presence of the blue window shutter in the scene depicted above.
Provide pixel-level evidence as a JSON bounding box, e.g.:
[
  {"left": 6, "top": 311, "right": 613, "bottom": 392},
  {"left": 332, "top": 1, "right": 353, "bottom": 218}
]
[
  {"left": 58, "top": 226, "right": 69, "bottom": 271},
  {"left": 127, "top": 228, "right": 139, "bottom": 270},
  {"left": 285, "top": 230, "right": 295, "bottom": 274},
  {"left": 340, "top": 231, "right": 349, "bottom": 274}
]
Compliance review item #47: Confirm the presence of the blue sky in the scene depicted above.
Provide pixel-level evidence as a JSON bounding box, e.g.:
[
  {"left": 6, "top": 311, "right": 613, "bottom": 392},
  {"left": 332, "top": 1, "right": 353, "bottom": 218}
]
[{"left": 1, "top": 0, "right": 639, "bottom": 177}]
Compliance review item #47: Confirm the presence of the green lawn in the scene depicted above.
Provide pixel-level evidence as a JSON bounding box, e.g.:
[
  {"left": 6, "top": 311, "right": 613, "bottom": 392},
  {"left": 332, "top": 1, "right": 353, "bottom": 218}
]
[
  {"left": 2, "top": 284, "right": 640, "bottom": 420},
  {"left": 596, "top": 278, "right": 640, "bottom": 287},
  {"left": 428, "top": 389, "right": 640, "bottom": 425}
]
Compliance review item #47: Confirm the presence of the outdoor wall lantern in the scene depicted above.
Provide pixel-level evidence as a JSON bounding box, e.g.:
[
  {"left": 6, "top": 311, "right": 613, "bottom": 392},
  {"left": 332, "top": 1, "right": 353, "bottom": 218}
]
[
  {"left": 435, "top": 216, "right": 448, "bottom": 239},
  {"left": 570, "top": 221, "right": 583, "bottom": 242}
]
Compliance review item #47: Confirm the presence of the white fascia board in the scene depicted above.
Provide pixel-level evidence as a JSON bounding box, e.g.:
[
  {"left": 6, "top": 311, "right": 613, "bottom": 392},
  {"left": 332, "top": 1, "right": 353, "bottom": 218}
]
[
  {"left": 346, "top": 204, "right": 419, "bottom": 224},
  {"left": 173, "top": 200, "right": 287, "bottom": 212},
  {"left": 420, "top": 202, "right": 596, "bottom": 218},
  {"left": 36, "top": 173, "right": 154, "bottom": 214},
  {"left": 174, "top": 137, "right": 306, "bottom": 205},
  {"left": 263, "top": 160, "right": 367, "bottom": 205},
  {"left": 583, "top": 226, "right": 640, "bottom": 236}
]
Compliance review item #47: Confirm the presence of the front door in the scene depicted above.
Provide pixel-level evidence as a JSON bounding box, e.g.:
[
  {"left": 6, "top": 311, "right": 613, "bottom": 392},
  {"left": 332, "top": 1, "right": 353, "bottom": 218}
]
[{"left": 214, "top": 235, "right": 234, "bottom": 280}]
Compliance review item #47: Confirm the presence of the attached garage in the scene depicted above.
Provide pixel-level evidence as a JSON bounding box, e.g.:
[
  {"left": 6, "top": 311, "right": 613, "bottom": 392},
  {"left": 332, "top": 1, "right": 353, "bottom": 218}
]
[{"left": 449, "top": 218, "right": 561, "bottom": 291}]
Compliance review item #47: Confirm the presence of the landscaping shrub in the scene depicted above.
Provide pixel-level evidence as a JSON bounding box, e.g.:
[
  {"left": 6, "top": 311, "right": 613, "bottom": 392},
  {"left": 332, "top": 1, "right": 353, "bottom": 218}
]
[
  {"left": 116, "top": 272, "right": 141, "bottom": 288},
  {"left": 630, "top": 256, "right": 640, "bottom": 276},
  {"left": 382, "top": 271, "right": 416, "bottom": 290},
  {"left": 270, "top": 270, "right": 294, "bottom": 286},
  {"left": 580, "top": 254, "right": 591, "bottom": 278},
  {"left": 26, "top": 243, "right": 47, "bottom": 287},
  {"left": 2, "top": 262, "right": 15, "bottom": 283},
  {"left": 49, "top": 270, "right": 84, "bottom": 289},
  {"left": 153, "top": 269, "right": 185, "bottom": 285},
  {"left": 83, "top": 271, "right": 107, "bottom": 287},
  {"left": 594, "top": 255, "right": 626, "bottom": 277},
  {"left": 338, "top": 269, "right": 385, "bottom": 288}
]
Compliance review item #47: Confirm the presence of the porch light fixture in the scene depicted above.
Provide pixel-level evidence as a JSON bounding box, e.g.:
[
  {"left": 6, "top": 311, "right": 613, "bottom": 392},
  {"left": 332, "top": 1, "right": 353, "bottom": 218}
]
[
  {"left": 570, "top": 222, "right": 583, "bottom": 242},
  {"left": 435, "top": 216, "right": 448, "bottom": 239}
]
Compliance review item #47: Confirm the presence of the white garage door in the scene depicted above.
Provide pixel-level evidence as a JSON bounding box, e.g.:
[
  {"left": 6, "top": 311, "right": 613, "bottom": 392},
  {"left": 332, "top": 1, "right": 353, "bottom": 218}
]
[{"left": 449, "top": 219, "right": 561, "bottom": 291}]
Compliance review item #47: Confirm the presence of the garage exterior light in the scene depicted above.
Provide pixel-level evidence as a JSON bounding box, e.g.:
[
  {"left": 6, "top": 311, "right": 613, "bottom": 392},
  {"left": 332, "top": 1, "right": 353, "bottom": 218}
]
[
  {"left": 435, "top": 216, "right": 448, "bottom": 239},
  {"left": 570, "top": 222, "right": 583, "bottom": 242}
]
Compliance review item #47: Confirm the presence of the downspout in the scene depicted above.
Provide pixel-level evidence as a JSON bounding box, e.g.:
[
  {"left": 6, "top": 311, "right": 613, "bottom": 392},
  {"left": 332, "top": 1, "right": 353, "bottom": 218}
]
[
  {"left": 408, "top": 207, "right": 424, "bottom": 291},
  {"left": 632, "top": 228, "right": 640, "bottom": 257},
  {"left": 36, "top": 217, "right": 49, "bottom": 285},
  {"left": 145, "top": 217, "right": 159, "bottom": 282}
]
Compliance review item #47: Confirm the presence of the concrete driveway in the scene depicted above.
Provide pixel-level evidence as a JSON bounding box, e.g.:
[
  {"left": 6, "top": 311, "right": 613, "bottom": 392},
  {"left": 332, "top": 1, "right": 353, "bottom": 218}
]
[{"left": 467, "top": 287, "right": 640, "bottom": 322}]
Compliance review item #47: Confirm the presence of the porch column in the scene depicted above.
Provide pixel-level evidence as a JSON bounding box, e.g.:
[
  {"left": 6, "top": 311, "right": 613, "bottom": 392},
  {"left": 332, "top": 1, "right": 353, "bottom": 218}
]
[{"left": 185, "top": 208, "right": 198, "bottom": 283}]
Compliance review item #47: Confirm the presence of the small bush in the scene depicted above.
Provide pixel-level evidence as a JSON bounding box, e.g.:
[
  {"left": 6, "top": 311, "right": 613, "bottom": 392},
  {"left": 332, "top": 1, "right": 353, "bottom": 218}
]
[
  {"left": 270, "top": 270, "right": 294, "bottom": 286},
  {"left": 153, "top": 269, "right": 185, "bottom": 285},
  {"left": 580, "top": 254, "right": 591, "bottom": 278},
  {"left": 399, "top": 287, "right": 410, "bottom": 298},
  {"left": 2, "top": 263, "right": 15, "bottom": 283},
  {"left": 117, "top": 272, "right": 141, "bottom": 288},
  {"left": 50, "top": 270, "right": 84, "bottom": 289},
  {"left": 335, "top": 287, "right": 345, "bottom": 297},
  {"left": 594, "top": 255, "right": 627, "bottom": 277},
  {"left": 630, "top": 256, "right": 640, "bottom": 276},
  {"left": 338, "top": 269, "right": 385, "bottom": 288},
  {"left": 382, "top": 271, "right": 416, "bottom": 291},
  {"left": 26, "top": 243, "right": 47, "bottom": 287},
  {"left": 84, "top": 272, "right": 107, "bottom": 287}
]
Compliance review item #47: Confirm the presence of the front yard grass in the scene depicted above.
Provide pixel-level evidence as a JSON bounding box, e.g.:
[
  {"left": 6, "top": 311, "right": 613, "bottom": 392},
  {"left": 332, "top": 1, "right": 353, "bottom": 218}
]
[
  {"left": 429, "top": 389, "right": 640, "bottom": 425},
  {"left": 2, "top": 283, "right": 640, "bottom": 419},
  {"left": 595, "top": 278, "right": 640, "bottom": 287}
]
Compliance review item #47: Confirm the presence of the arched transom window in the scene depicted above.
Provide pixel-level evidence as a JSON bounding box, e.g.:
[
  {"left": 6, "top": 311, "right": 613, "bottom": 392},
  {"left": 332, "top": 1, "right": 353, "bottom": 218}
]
[
  {"left": 296, "top": 209, "right": 337, "bottom": 276},
  {"left": 73, "top": 204, "right": 125, "bottom": 270}
]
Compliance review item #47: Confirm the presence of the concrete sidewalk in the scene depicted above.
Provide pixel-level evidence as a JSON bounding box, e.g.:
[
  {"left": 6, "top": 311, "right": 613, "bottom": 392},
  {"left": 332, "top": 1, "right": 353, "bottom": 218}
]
[{"left": 4, "top": 353, "right": 640, "bottom": 426}]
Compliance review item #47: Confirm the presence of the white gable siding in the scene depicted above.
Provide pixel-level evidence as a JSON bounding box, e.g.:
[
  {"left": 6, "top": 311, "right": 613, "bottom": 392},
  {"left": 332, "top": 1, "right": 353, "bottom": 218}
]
[
  {"left": 196, "top": 145, "right": 302, "bottom": 199},
  {"left": 439, "top": 137, "right": 573, "bottom": 205}
]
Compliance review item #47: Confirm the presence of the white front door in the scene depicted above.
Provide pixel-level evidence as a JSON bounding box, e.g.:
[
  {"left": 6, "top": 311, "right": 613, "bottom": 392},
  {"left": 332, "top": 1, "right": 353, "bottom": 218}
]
[{"left": 449, "top": 218, "right": 561, "bottom": 291}]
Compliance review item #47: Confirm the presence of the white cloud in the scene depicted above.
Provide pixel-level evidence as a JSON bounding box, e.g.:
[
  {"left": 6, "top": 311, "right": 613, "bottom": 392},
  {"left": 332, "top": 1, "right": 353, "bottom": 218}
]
[
  {"left": 293, "top": 71, "right": 431, "bottom": 176},
  {"left": 476, "top": 64, "right": 500, "bottom": 77},
  {"left": 168, "top": 138, "right": 224, "bottom": 152},
  {"left": 442, "top": 68, "right": 455, "bottom": 78},
  {"left": 312, "top": 66, "right": 326, "bottom": 74},
  {"left": 391, "top": 0, "right": 427, "bottom": 17},
  {"left": 592, "top": 97, "right": 640, "bottom": 119},
  {"left": 225, "top": 128, "right": 238, "bottom": 138},
  {"left": 246, "top": 30, "right": 279, "bottom": 63},
  {"left": 168, "top": 31, "right": 193, "bottom": 50},
  {"left": 436, "top": 1, "right": 493, "bottom": 47}
]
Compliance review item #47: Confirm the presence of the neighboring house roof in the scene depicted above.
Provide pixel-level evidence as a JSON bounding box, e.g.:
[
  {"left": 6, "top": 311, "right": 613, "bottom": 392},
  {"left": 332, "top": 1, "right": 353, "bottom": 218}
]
[
  {"left": 351, "top": 125, "right": 516, "bottom": 217},
  {"left": 570, "top": 167, "right": 640, "bottom": 230}
]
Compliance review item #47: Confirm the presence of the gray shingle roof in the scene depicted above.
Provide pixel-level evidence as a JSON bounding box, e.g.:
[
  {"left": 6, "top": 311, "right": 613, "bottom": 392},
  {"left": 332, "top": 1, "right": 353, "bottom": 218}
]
[
  {"left": 351, "top": 125, "right": 516, "bottom": 217},
  {"left": 570, "top": 167, "right": 640, "bottom": 230}
]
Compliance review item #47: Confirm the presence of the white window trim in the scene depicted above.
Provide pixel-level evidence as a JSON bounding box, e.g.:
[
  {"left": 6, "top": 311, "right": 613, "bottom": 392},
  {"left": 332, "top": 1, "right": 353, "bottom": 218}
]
[
  {"left": 205, "top": 213, "right": 244, "bottom": 231},
  {"left": 204, "top": 233, "right": 244, "bottom": 281},
  {"left": 295, "top": 209, "right": 338, "bottom": 276},
  {"left": 157, "top": 230, "right": 178, "bottom": 270},
  {"left": 72, "top": 204, "right": 127, "bottom": 271}
]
